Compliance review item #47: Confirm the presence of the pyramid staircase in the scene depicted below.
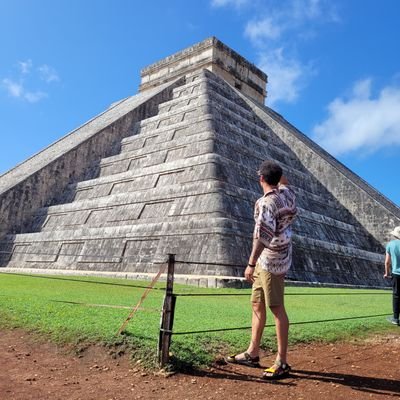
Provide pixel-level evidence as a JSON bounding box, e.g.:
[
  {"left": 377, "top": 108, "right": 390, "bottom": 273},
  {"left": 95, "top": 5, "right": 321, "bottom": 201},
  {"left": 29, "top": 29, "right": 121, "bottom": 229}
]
[{"left": 1, "top": 40, "right": 399, "bottom": 288}]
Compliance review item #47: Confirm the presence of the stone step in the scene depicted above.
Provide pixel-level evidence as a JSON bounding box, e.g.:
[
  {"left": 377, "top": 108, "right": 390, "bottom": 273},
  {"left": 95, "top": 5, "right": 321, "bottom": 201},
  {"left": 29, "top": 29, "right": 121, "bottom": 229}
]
[
  {"left": 60, "top": 154, "right": 221, "bottom": 202},
  {"left": 120, "top": 117, "right": 212, "bottom": 153},
  {"left": 131, "top": 100, "right": 208, "bottom": 136},
  {"left": 0, "top": 217, "right": 253, "bottom": 278},
  {"left": 26, "top": 169, "right": 367, "bottom": 252},
  {"left": 30, "top": 193, "right": 228, "bottom": 233},
  {"left": 100, "top": 120, "right": 300, "bottom": 179},
  {"left": 293, "top": 210, "right": 382, "bottom": 253},
  {"left": 132, "top": 75, "right": 268, "bottom": 139},
  {"left": 291, "top": 235, "right": 384, "bottom": 286},
  {"left": 205, "top": 79, "right": 264, "bottom": 123},
  {"left": 27, "top": 181, "right": 235, "bottom": 229},
  {"left": 31, "top": 202, "right": 370, "bottom": 253},
  {"left": 0, "top": 227, "right": 384, "bottom": 286},
  {"left": 66, "top": 148, "right": 316, "bottom": 206},
  {"left": 56, "top": 138, "right": 347, "bottom": 226},
  {"left": 171, "top": 73, "right": 207, "bottom": 99},
  {"left": 120, "top": 106, "right": 269, "bottom": 155},
  {"left": 157, "top": 75, "right": 255, "bottom": 119},
  {"left": 158, "top": 75, "right": 209, "bottom": 114},
  {"left": 100, "top": 130, "right": 214, "bottom": 177},
  {"left": 168, "top": 73, "right": 261, "bottom": 126},
  {"left": 197, "top": 69, "right": 256, "bottom": 110}
]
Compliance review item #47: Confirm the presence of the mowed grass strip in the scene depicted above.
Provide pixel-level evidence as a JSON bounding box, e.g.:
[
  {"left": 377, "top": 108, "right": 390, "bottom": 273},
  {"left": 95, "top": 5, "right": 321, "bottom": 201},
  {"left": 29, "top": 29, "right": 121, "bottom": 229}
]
[{"left": 0, "top": 272, "right": 394, "bottom": 367}]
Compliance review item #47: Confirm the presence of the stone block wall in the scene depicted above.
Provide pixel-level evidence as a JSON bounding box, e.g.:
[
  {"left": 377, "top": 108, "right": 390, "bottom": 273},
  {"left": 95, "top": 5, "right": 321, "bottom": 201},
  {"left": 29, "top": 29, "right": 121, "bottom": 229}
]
[
  {"left": 241, "top": 99, "right": 400, "bottom": 246},
  {"left": 0, "top": 79, "right": 183, "bottom": 239}
]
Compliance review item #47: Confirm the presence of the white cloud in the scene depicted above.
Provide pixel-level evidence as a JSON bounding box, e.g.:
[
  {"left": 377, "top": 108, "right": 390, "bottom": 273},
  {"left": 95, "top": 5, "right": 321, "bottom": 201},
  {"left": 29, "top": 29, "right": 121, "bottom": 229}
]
[
  {"left": 240, "top": 0, "right": 340, "bottom": 106},
  {"left": 244, "top": 0, "right": 338, "bottom": 46},
  {"left": 38, "top": 64, "right": 59, "bottom": 83},
  {"left": 18, "top": 59, "right": 33, "bottom": 74},
  {"left": 2, "top": 78, "right": 23, "bottom": 98},
  {"left": 2, "top": 60, "right": 59, "bottom": 103},
  {"left": 245, "top": 17, "right": 283, "bottom": 42},
  {"left": 258, "top": 49, "right": 314, "bottom": 106},
  {"left": 291, "top": 0, "right": 339, "bottom": 24},
  {"left": 312, "top": 79, "right": 400, "bottom": 155},
  {"left": 292, "top": 0, "right": 322, "bottom": 20},
  {"left": 2, "top": 78, "right": 47, "bottom": 103},
  {"left": 24, "top": 91, "right": 48, "bottom": 103},
  {"left": 211, "top": 0, "right": 250, "bottom": 8}
]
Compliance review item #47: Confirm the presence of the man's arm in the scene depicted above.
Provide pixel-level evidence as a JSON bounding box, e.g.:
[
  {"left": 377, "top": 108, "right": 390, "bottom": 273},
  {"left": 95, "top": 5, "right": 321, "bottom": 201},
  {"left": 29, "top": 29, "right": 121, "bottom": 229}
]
[
  {"left": 384, "top": 252, "right": 392, "bottom": 278},
  {"left": 245, "top": 238, "right": 265, "bottom": 282},
  {"left": 249, "top": 238, "right": 265, "bottom": 265}
]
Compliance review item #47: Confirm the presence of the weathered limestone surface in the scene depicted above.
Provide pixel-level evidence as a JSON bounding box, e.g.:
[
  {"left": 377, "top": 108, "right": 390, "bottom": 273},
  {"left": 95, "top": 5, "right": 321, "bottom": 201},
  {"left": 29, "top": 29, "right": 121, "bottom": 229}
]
[
  {"left": 140, "top": 37, "right": 267, "bottom": 104},
  {"left": 0, "top": 38, "right": 399, "bottom": 288},
  {"left": 0, "top": 79, "right": 183, "bottom": 239},
  {"left": 240, "top": 97, "right": 400, "bottom": 242}
]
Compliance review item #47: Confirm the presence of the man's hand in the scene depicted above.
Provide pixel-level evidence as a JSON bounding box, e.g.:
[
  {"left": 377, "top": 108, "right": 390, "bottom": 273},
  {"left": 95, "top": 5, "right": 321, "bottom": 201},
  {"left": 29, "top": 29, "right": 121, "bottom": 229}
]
[
  {"left": 279, "top": 175, "right": 289, "bottom": 185},
  {"left": 384, "top": 253, "right": 391, "bottom": 279},
  {"left": 245, "top": 266, "right": 255, "bottom": 283}
]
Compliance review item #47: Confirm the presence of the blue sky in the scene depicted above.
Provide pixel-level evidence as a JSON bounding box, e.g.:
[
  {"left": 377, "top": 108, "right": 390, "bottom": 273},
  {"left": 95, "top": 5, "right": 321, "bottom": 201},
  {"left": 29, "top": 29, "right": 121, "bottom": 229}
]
[{"left": 1, "top": 0, "right": 399, "bottom": 206}]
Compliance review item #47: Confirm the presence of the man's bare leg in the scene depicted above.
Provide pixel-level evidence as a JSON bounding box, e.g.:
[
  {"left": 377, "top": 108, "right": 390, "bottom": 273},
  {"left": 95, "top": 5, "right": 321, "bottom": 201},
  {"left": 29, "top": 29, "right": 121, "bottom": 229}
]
[
  {"left": 246, "top": 301, "right": 266, "bottom": 357},
  {"left": 231, "top": 301, "right": 266, "bottom": 360},
  {"left": 269, "top": 304, "right": 289, "bottom": 364}
]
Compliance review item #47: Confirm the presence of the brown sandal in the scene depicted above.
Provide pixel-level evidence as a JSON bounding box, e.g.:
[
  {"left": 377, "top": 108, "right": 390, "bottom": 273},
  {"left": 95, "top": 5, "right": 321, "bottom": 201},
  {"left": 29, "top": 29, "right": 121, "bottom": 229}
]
[
  {"left": 226, "top": 352, "right": 260, "bottom": 368},
  {"left": 262, "top": 363, "right": 291, "bottom": 379}
]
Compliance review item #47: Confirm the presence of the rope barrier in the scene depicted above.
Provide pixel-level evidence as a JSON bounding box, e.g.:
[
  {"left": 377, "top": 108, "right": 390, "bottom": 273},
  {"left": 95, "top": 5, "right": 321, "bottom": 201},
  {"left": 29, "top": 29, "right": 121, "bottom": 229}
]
[
  {"left": 1, "top": 249, "right": 386, "bottom": 281},
  {"left": 174, "top": 259, "right": 245, "bottom": 269},
  {"left": 0, "top": 272, "right": 166, "bottom": 291},
  {"left": 168, "top": 313, "right": 390, "bottom": 336},
  {"left": 1, "top": 270, "right": 388, "bottom": 297},
  {"left": 174, "top": 291, "right": 390, "bottom": 297}
]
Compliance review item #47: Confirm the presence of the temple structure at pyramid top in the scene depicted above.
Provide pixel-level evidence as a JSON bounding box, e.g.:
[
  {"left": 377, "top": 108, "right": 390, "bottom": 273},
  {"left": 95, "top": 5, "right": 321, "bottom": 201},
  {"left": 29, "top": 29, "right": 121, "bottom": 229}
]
[
  {"left": 1, "top": 37, "right": 399, "bottom": 288},
  {"left": 140, "top": 37, "right": 267, "bottom": 103}
]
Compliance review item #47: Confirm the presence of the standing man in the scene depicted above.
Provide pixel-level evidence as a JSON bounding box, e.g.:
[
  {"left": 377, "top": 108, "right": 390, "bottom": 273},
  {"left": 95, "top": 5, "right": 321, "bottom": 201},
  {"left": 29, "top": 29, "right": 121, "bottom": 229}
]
[
  {"left": 227, "top": 160, "right": 297, "bottom": 380},
  {"left": 385, "top": 226, "right": 400, "bottom": 326}
]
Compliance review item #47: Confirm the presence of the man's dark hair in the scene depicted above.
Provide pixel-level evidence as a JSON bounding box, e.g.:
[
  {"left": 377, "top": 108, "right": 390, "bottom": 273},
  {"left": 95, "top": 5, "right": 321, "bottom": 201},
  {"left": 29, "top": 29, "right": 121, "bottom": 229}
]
[{"left": 258, "top": 160, "right": 282, "bottom": 185}]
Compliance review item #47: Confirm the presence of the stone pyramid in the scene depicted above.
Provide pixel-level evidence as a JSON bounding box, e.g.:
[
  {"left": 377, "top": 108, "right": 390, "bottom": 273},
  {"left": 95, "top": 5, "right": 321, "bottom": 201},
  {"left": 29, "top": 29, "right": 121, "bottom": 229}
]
[{"left": 1, "top": 37, "right": 399, "bottom": 287}]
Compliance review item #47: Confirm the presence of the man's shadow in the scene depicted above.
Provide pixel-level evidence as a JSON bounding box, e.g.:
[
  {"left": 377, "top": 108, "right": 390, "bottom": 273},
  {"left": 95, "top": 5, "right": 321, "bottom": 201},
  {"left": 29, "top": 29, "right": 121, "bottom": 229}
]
[
  {"left": 181, "top": 365, "right": 400, "bottom": 395},
  {"left": 292, "top": 368, "right": 400, "bottom": 397}
]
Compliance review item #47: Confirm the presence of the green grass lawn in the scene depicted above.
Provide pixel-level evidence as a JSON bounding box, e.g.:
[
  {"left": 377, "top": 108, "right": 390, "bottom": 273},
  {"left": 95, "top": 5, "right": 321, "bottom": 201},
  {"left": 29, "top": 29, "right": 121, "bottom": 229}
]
[{"left": 0, "top": 272, "right": 395, "bottom": 368}]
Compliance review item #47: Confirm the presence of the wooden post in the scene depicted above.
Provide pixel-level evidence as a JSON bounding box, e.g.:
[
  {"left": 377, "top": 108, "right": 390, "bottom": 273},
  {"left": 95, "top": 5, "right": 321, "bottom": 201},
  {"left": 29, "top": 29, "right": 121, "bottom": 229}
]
[{"left": 158, "top": 253, "right": 176, "bottom": 367}]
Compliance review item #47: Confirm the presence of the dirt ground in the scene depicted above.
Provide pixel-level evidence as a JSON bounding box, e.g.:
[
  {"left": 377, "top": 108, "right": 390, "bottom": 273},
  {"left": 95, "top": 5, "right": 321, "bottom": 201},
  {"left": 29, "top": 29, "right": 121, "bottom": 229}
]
[{"left": 1, "top": 328, "right": 399, "bottom": 400}]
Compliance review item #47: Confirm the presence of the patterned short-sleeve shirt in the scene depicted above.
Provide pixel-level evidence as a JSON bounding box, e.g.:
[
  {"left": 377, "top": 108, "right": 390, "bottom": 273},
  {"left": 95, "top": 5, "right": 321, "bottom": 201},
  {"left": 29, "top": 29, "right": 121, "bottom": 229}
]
[{"left": 253, "top": 185, "right": 297, "bottom": 275}]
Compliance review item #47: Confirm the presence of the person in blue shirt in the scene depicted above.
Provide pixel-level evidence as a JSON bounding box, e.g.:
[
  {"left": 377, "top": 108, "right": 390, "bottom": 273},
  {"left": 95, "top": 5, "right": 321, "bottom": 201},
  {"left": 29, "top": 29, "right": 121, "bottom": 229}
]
[{"left": 385, "top": 226, "right": 400, "bottom": 326}]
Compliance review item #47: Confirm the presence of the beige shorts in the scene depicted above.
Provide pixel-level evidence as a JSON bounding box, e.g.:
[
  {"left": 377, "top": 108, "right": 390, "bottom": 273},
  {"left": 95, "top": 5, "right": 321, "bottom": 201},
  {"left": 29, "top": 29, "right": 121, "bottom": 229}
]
[{"left": 251, "top": 263, "right": 285, "bottom": 307}]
